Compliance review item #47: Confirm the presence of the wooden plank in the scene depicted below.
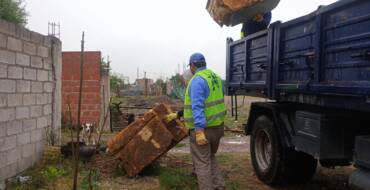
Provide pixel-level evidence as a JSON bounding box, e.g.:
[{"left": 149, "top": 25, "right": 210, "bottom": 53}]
[
  {"left": 118, "top": 117, "right": 174, "bottom": 177},
  {"left": 107, "top": 110, "right": 156, "bottom": 154}
]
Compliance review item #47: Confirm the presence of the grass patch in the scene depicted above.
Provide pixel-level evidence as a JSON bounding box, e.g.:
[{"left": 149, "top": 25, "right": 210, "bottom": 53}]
[
  {"left": 226, "top": 181, "right": 241, "bottom": 190},
  {"left": 158, "top": 167, "right": 197, "bottom": 190},
  {"left": 79, "top": 170, "right": 101, "bottom": 190}
]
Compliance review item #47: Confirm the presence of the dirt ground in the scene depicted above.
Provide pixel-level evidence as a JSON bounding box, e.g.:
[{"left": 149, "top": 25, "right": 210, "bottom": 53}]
[
  {"left": 170, "top": 133, "right": 354, "bottom": 190},
  {"left": 95, "top": 96, "right": 355, "bottom": 190},
  {"left": 10, "top": 96, "right": 355, "bottom": 190}
]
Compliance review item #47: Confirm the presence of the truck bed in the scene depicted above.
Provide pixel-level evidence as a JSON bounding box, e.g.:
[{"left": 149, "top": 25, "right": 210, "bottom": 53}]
[{"left": 226, "top": 0, "right": 370, "bottom": 112}]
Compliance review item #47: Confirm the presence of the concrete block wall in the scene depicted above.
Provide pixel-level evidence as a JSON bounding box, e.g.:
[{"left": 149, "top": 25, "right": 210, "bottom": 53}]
[{"left": 0, "top": 19, "right": 62, "bottom": 181}]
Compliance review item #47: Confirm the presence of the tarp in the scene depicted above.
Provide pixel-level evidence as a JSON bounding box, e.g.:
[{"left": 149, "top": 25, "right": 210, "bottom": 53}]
[{"left": 206, "top": 0, "right": 280, "bottom": 26}]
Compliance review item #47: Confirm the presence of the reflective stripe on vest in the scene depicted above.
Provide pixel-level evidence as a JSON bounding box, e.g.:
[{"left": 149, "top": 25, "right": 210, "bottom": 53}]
[{"left": 183, "top": 69, "right": 226, "bottom": 129}]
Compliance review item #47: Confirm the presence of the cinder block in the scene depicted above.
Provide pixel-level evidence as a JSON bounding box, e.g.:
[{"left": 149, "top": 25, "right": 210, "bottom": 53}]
[
  {"left": 43, "top": 58, "right": 52, "bottom": 70},
  {"left": 6, "top": 147, "right": 21, "bottom": 165},
  {"left": 31, "top": 32, "right": 43, "bottom": 44},
  {"left": 31, "top": 81, "right": 43, "bottom": 93},
  {"left": 7, "top": 37, "right": 22, "bottom": 52},
  {"left": 0, "top": 95, "right": 6, "bottom": 107},
  {"left": 48, "top": 71, "right": 53, "bottom": 81},
  {"left": 43, "top": 104, "right": 52, "bottom": 115},
  {"left": 0, "top": 50, "right": 16, "bottom": 64},
  {"left": 43, "top": 82, "right": 53, "bottom": 93},
  {"left": 43, "top": 37, "right": 52, "bottom": 48},
  {"left": 0, "top": 64, "right": 7, "bottom": 78},
  {"left": 16, "top": 53, "right": 30, "bottom": 66},
  {"left": 47, "top": 93, "right": 52, "bottom": 104},
  {"left": 31, "top": 56, "right": 43, "bottom": 68},
  {"left": 36, "top": 94, "right": 48, "bottom": 105},
  {"left": 31, "top": 128, "right": 44, "bottom": 142},
  {"left": 7, "top": 66, "right": 23, "bottom": 79},
  {"left": 7, "top": 94, "right": 23, "bottom": 107},
  {"left": 0, "top": 33, "right": 6, "bottom": 48},
  {"left": 17, "top": 80, "right": 31, "bottom": 93},
  {"left": 23, "top": 119, "right": 36, "bottom": 132},
  {"left": 37, "top": 46, "right": 49, "bottom": 58},
  {"left": 23, "top": 42, "right": 36, "bottom": 55},
  {"left": 0, "top": 122, "right": 6, "bottom": 137},
  {"left": 20, "top": 27, "right": 31, "bottom": 42},
  {"left": 47, "top": 115, "right": 52, "bottom": 126},
  {"left": 0, "top": 135, "right": 16, "bottom": 151},
  {"left": 30, "top": 105, "right": 42, "bottom": 117},
  {"left": 37, "top": 116, "right": 48, "bottom": 128},
  {"left": 24, "top": 68, "right": 37, "bottom": 80},
  {"left": 0, "top": 162, "right": 17, "bottom": 180},
  {"left": 7, "top": 22, "right": 16, "bottom": 37},
  {"left": 0, "top": 79, "right": 16, "bottom": 93},
  {"left": 17, "top": 132, "right": 31, "bottom": 145},
  {"left": 18, "top": 155, "right": 32, "bottom": 172},
  {"left": 23, "top": 94, "right": 36, "bottom": 106},
  {"left": 16, "top": 107, "right": 29, "bottom": 119},
  {"left": 0, "top": 108, "right": 15, "bottom": 122},
  {"left": 37, "top": 70, "right": 48, "bottom": 81},
  {"left": 35, "top": 140, "right": 45, "bottom": 154},
  {"left": 7, "top": 120, "right": 22, "bottom": 135},
  {"left": 0, "top": 152, "right": 6, "bottom": 167},
  {"left": 21, "top": 143, "right": 35, "bottom": 158}
]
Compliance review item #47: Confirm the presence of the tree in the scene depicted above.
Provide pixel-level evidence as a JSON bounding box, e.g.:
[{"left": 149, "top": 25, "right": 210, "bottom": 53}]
[
  {"left": 0, "top": 0, "right": 28, "bottom": 25},
  {"left": 110, "top": 73, "right": 125, "bottom": 96}
]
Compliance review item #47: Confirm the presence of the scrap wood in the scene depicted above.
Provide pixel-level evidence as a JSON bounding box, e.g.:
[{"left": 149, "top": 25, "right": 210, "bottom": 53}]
[
  {"left": 206, "top": 0, "right": 280, "bottom": 26},
  {"left": 107, "top": 110, "right": 156, "bottom": 155},
  {"left": 118, "top": 117, "right": 174, "bottom": 177},
  {"left": 107, "top": 103, "right": 188, "bottom": 177}
]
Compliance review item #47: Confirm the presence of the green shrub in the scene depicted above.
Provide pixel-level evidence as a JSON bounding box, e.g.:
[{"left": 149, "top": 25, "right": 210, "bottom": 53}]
[{"left": 0, "top": 0, "right": 27, "bottom": 25}]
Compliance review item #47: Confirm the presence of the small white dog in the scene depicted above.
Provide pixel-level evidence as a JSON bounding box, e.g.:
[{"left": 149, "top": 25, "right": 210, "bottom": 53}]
[{"left": 81, "top": 123, "right": 98, "bottom": 145}]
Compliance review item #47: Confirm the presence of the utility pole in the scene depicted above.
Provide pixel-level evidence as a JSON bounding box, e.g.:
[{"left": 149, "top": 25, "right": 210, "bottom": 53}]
[
  {"left": 137, "top": 68, "right": 139, "bottom": 81},
  {"left": 144, "top": 71, "right": 148, "bottom": 97},
  {"left": 73, "top": 31, "right": 85, "bottom": 190}
]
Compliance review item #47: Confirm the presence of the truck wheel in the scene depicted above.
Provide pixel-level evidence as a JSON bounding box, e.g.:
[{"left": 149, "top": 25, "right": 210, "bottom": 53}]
[{"left": 250, "top": 115, "right": 317, "bottom": 185}]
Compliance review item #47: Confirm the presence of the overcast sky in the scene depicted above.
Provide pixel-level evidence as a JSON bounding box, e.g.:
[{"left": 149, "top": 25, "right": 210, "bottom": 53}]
[{"left": 25, "top": 0, "right": 338, "bottom": 82}]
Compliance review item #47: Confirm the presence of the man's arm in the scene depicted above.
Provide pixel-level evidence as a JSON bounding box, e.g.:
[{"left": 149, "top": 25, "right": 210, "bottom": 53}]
[{"left": 189, "top": 76, "right": 209, "bottom": 130}]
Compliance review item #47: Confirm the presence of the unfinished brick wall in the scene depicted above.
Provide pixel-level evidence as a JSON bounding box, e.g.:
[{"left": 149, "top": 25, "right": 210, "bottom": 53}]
[
  {"left": 0, "top": 19, "right": 62, "bottom": 182},
  {"left": 62, "top": 52, "right": 102, "bottom": 125}
]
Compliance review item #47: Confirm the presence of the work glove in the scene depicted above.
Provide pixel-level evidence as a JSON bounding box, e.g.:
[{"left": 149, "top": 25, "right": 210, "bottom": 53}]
[
  {"left": 195, "top": 130, "right": 208, "bottom": 146},
  {"left": 165, "top": 112, "right": 178, "bottom": 123},
  {"left": 253, "top": 13, "right": 264, "bottom": 22}
]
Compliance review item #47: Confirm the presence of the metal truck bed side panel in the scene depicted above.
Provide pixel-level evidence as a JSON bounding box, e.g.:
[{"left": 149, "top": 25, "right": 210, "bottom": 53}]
[{"left": 226, "top": 0, "right": 370, "bottom": 111}]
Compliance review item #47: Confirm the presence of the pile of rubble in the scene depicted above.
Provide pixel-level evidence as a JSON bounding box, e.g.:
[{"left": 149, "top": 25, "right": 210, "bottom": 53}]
[{"left": 107, "top": 104, "right": 188, "bottom": 177}]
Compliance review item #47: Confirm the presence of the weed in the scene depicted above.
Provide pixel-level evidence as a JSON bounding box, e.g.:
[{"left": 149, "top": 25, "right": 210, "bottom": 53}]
[
  {"left": 158, "top": 167, "right": 197, "bottom": 190},
  {"left": 226, "top": 181, "right": 240, "bottom": 190},
  {"left": 80, "top": 170, "right": 101, "bottom": 190}
]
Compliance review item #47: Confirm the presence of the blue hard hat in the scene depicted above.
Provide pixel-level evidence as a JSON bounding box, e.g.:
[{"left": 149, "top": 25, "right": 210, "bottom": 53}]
[{"left": 189, "top": 53, "right": 206, "bottom": 65}]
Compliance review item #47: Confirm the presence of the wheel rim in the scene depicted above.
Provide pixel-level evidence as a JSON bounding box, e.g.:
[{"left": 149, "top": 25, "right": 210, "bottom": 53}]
[{"left": 255, "top": 129, "right": 272, "bottom": 172}]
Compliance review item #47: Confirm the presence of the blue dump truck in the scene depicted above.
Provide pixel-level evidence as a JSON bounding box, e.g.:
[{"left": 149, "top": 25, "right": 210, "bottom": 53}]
[{"left": 226, "top": 0, "right": 370, "bottom": 189}]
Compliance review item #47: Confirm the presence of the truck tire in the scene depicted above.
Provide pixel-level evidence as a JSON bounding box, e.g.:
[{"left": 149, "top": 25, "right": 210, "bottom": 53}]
[{"left": 250, "top": 115, "right": 317, "bottom": 185}]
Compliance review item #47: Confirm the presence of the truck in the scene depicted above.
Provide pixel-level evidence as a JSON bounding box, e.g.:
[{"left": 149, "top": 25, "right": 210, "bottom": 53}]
[{"left": 225, "top": 0, "right": 370, "bottom": 189}]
